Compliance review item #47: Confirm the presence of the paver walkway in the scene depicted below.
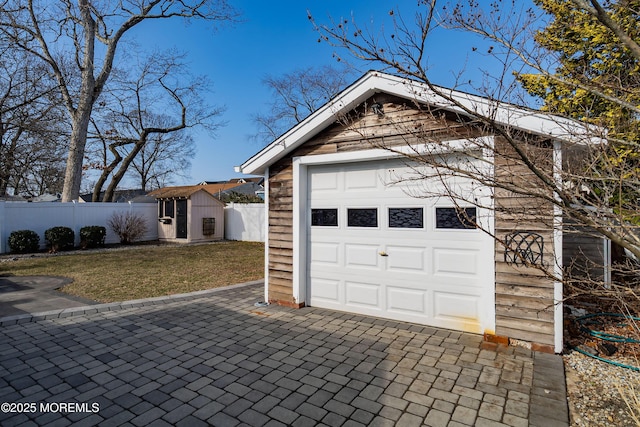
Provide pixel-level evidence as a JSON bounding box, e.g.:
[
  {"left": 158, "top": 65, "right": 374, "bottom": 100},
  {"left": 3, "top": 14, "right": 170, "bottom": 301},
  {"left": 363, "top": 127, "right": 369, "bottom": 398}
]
[
  {"left": 0, "top": 281, "right": 568, "bottom": 426},
  {"left": 0, "top": 276, "right": 96, "bottom": 317}
]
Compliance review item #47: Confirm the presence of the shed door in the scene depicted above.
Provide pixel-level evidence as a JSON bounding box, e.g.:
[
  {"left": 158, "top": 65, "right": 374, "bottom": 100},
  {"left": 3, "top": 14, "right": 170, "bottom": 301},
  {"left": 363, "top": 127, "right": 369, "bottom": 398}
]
[
  {"left": 307, "top": 159, "right": 495, "bottom": 334},
  {"left": 176, "top": 199, "right": 187, "bottom": 239}
]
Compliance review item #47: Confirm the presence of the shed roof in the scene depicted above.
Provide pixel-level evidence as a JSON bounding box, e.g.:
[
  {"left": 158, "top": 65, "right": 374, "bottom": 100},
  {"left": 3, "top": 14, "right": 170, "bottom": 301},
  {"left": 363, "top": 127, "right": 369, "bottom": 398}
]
[
  {"left": 236, "top": 70, "right": 603, "bottom": 176},
  {"left": 148, "top": 182, "right": 244, "bottom": 199}
]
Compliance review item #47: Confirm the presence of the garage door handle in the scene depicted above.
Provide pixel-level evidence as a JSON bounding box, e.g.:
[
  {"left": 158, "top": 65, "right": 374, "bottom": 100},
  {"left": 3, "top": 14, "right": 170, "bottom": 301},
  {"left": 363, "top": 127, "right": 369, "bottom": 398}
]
[{"left": 378, "top": 251, "right": 389, "bottom": 257}]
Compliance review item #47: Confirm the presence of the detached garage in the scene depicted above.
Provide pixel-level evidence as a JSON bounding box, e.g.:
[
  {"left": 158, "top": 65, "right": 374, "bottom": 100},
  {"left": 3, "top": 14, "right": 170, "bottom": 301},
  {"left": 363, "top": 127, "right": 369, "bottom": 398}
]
[{"left": 236, "top": 71, "right": 596, "bottom": 353}]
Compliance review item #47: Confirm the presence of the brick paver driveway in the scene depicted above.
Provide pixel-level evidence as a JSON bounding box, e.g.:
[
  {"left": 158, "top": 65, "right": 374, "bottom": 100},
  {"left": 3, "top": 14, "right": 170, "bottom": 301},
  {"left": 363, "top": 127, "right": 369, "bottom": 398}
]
[{"left": 0, "top": 282, "right": 568, "bottom": 426}]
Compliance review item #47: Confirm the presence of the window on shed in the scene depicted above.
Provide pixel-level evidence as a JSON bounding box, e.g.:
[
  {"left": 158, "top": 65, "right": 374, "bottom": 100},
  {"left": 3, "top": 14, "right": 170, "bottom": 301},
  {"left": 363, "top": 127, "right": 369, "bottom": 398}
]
[
  {"left": 435, "top": 207, "right": 477, "bottom": 229},
  {"left": 203, "top": 218, "right": 216, "bottom": 236},
  {"left": 164, "top": 200, "right": 175, "bottom": 218}
]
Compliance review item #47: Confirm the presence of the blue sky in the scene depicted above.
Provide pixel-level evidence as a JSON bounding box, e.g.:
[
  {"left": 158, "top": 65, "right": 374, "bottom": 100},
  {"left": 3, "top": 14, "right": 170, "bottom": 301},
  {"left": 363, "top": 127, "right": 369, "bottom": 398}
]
[{"left": 128, "top": 0, "right": 536, "bottom": 185}]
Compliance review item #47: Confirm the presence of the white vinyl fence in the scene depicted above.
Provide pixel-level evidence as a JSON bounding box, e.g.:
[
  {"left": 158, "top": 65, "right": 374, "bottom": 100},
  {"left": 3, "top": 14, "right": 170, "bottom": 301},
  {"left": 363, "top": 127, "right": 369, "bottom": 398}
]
[
  {"left": 0, "top": 201, "right": 265, "bottom": 253},
  {"left": 224, "top": 203, "right": 265, "bottom": 242},
  {"left": 0, "top": 201, "right": 158, "bottom": 253}
]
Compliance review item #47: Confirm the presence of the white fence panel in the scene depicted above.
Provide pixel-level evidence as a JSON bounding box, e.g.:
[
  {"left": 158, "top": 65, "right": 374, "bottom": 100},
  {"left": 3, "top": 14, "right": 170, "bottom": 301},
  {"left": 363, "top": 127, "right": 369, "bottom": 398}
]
[
  {"left": 0, "top": 201, "right": 265, "bottom": 253},
  {"left": 224, "top": 203, "right": 265, "bottom": 242},
  {"left": 73, "top": 203, "right": 158, "bottom": 245},
  {"left": 0, "top": 202, "right": 158, "bottom": 253}
]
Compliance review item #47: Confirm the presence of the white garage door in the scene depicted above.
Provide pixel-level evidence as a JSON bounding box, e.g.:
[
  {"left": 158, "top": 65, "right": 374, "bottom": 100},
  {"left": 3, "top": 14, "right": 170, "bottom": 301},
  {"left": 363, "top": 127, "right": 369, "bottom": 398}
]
[{"left": 307, "top": 158, "right": 495, "bottom": 334}]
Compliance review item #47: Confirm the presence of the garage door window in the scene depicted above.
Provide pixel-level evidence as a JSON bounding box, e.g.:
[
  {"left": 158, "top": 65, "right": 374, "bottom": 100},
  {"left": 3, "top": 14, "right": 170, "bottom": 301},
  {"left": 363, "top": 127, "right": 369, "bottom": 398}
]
[
  {"left": 311, "top": 209, "right": 338, "bottom": 226},
  {"left": 389, "top": 207, "right": 424, "bottom": 228},
  {"left": 435, "top": 207, "right": 477, "bottom": 229},
  {"left": 347, "top": 208, "right": 378, "bottom": 227}
]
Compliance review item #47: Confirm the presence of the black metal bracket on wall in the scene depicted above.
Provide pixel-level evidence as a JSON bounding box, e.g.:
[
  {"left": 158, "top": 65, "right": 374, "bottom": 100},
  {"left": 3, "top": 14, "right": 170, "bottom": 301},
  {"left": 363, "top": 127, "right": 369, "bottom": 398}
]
[{"left": 504, "top": 231, "right": 544, "bottom": 266}]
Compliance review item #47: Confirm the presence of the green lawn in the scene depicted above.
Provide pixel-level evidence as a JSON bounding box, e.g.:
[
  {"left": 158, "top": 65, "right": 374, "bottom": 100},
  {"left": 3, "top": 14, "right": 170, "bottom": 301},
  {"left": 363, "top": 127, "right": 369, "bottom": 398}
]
[{"left": 0, "top": 241, "right": 264, "bottom": 303}]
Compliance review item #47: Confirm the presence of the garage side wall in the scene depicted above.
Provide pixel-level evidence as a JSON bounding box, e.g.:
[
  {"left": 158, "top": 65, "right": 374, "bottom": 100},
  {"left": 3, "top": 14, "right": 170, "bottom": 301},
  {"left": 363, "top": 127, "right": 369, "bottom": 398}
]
[
  {"left": 493, "top": 136, "right": 557, "bottom": 348},
  {"left": 187, "top": 191, "right": 225, "bottom": 242},
  {"left": 563, "top": 218, "right": 607, "bottom": 284}
]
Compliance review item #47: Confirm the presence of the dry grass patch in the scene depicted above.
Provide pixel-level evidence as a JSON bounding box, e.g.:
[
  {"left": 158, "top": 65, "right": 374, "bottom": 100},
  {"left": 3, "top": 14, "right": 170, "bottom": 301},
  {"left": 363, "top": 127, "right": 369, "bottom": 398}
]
[{"left": 0, "top": 241, "right": 264, "bottom": 302}]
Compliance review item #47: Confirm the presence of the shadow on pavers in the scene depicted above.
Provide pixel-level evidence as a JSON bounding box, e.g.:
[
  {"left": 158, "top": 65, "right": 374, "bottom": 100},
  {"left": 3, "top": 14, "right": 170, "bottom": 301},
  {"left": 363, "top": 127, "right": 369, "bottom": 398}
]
[
  {"left": 0, "top": 275, "right": 96, "bottom": 317},
  {"left": 0, "top": 282, "right": 569, "bottom": 426}
]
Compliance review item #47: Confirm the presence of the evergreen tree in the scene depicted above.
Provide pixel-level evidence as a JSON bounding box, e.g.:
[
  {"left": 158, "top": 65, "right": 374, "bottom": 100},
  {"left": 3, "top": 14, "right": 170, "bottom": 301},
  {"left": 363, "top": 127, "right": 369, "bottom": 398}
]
[{"left": 517, "top": 0, "right": 640, "bottom": 215}]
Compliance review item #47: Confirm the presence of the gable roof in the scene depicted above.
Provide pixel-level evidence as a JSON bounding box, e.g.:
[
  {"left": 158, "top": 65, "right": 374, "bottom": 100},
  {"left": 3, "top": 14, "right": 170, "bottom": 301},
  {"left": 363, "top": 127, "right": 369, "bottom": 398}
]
[
  {"left": 79, "top": 189, "right": 149, "bottom": 203},
  {"left": 1, "top": 194, "right": 28, "bottom": 202},
  {"left": 228, "top": 177, "right": 264, "bottom": 184},
  {"left": 236, "top": 70, "right": 601, "bottom": 176},
  {"left": 148, "top": 182, "right": 244, "bottom": 199}
]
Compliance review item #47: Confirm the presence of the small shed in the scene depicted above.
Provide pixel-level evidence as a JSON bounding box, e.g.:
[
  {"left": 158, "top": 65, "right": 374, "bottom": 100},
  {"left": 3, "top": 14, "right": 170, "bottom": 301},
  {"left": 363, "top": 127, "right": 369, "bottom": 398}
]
[{"left": 148, "top": 185, "right": 225, "bottom": 243}]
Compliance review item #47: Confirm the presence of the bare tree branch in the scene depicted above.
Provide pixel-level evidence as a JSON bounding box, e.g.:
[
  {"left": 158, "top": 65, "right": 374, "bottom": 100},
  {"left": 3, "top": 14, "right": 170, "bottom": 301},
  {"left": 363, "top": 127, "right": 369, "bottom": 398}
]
[
  {"left": 0, "top": 0, "right": 238, "bottom": 201},
  {"left": 86, "top": 50, "right": 222, "bottom": 201},
  {"left": 312, "top": 0, "right": 640, "bottom": 311}
]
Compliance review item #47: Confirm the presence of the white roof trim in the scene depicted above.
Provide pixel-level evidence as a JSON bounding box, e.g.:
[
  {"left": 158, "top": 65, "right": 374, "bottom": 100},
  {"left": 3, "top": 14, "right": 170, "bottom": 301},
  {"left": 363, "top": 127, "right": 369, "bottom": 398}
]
[{"left": 236, "top": 71, "right": 602, "bottom": 175}]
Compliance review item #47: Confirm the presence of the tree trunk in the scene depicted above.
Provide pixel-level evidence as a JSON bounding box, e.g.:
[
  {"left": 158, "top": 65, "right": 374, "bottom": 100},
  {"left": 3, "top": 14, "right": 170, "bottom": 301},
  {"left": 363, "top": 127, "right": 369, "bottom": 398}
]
[
  {"left": 103, "top": 139, "right": 146, "bottom": 202},
  {"left": 92, "top": 142, "right": 126, "bottom": 201},
  {"left": 0, "top": 170, "right": 10, "bottom": 196},
  {"left": 0, "top": 127, "right": 24, "bottom": 197},
  {"left": 92, "top": 168, "right": 109, "bottom": 202},
  {"left": 61, "top": 0, "right": 97, "bottom": 203},
  {"left": 61, "top": 110, "right": 92, "bottom": 201}
]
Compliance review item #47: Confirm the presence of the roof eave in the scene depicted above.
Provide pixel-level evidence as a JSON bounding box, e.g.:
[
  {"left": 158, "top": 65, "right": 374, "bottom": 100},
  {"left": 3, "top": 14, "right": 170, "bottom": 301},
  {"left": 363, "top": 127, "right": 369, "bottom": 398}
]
[
  {"left": 235, "top": 71, "right": 605, "bottom": 176},
  {"left": 236, "top": 71, "right": 387, "bottom": 176}
]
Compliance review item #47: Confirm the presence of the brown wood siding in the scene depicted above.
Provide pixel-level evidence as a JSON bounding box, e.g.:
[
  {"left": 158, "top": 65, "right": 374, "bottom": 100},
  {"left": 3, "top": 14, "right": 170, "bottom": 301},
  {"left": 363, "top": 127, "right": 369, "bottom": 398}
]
[
  {"left": 493, "top": 136, "right": 556, "bottom": 346},
  {"left": 563, "top": 220, "right": 606, "bottom": 283},
  {"left": 267, "top": 157, "right": 294, "bottom": 304}
]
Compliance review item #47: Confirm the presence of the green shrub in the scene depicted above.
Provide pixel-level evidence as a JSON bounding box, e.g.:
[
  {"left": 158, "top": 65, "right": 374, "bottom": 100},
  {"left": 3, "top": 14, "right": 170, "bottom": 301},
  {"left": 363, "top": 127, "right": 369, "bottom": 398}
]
[
  {"left": 44, "top": 226, "right": 75, "bottom": 252},
  {"left": 8, "top": 230, "right": 40, "bottom": 254},
  {"left": 80, "top": 226, "right": 106, "bottom": 249}
]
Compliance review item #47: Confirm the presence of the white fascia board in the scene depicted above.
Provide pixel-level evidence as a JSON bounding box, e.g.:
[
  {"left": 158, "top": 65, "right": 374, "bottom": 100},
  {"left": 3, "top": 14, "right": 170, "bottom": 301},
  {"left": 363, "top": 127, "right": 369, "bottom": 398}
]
[
  {"left": 552, "top": 140, "right": 564, "bottom": 354},
  {"left": 263, "top": 166, "right": 270, "bottom": 303},
  {"left": 295, "top": 136, "right": 491, "bottom": 167},
  {"left": 380, "top": 73, "right": 604, "bottom": 145},
  {"left": 237, "top": 73, "right": 383, "bottom": 175}
]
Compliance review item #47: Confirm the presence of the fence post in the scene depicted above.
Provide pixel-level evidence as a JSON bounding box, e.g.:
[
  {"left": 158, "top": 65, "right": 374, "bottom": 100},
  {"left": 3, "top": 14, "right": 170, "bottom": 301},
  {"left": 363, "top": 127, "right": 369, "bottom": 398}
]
[{"left": 72, "top": 200, "right": 79, "bottom": 246}]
